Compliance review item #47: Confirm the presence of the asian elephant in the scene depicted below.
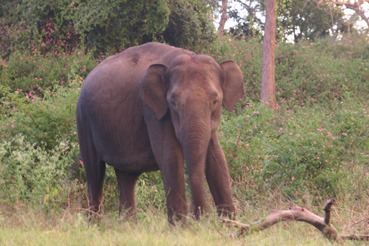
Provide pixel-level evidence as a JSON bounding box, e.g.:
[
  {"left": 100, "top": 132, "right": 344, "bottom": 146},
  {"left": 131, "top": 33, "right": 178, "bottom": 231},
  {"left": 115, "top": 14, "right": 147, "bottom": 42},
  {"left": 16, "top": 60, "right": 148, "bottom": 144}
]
[{"left": 76, "top": 42, "right": 244, "bottom": 224}]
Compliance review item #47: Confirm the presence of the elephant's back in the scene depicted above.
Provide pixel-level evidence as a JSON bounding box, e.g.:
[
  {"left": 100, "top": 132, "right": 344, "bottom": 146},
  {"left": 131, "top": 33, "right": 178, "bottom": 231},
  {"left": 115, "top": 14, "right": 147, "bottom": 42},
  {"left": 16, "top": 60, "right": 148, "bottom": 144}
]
[
  {"left": 98, "top": 42, "right": 176, "bottom": 71},
  {"left": 81, "top": 42, "right": 175, "bottom": 95}
]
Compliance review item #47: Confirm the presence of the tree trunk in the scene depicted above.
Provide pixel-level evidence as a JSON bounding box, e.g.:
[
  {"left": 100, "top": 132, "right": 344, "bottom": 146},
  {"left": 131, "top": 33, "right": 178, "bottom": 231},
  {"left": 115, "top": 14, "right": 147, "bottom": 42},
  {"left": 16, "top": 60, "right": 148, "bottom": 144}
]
[
  {"left": 261, "top": 0, "right": 278, "bottom": 111},
  {"left": 218, "top": 0, "right": 228, "bottom": 35}
]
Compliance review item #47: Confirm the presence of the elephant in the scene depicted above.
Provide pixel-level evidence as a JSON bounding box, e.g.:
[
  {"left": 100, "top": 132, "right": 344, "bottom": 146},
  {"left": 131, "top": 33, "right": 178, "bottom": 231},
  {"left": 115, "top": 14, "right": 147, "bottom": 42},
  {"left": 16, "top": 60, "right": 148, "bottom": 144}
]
[{"left": 76, "top": 42, "right": 244, "bottom": 224}]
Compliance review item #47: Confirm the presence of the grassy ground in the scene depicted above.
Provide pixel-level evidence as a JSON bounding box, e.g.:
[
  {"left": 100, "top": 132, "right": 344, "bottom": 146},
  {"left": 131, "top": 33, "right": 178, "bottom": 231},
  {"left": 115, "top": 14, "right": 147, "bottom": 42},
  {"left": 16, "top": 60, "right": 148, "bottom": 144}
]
[
  {"left": 0, "top": 212, "right": 327, "bottom": 246},
  {"left": 1, "top": 201, "right": 368, "bottom": 246}
]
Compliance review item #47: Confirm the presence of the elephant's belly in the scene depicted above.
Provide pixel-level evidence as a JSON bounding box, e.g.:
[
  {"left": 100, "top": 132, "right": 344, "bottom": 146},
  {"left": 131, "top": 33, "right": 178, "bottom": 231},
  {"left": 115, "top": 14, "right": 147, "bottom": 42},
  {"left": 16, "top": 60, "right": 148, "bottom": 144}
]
[
  {"left": 84, "top": 91, "right": 158, "bottom": 173},
  {"left": 102, "top": 147, "right": 159, "bottom": 173},
  {"left": 94, "top": 128, "right": 159, "bottom": 173}
]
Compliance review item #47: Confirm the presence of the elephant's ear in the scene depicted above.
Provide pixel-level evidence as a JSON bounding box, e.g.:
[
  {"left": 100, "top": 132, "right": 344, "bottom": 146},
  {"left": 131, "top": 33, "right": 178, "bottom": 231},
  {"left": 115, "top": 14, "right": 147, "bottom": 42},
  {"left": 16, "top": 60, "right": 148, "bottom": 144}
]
[
  {"left": 220, "top": 60, "right": 245, "bottom": 111},
  {"left": 141, "top": 64, "right": 168, "bottom": 119}
]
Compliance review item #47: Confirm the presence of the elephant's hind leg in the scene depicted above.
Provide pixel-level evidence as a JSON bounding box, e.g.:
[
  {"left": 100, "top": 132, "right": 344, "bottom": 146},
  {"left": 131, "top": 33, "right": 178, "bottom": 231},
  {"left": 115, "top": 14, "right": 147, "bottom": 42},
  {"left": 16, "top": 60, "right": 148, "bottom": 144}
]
[
  {"left": 115, "top": 169, "right": 140, "bottom": 219},
  {"left": 77, "top": 111, "right": 106, "bottom": 217},
  {"left": 84, "top": 156, "right": 106, "bottom": 216}
]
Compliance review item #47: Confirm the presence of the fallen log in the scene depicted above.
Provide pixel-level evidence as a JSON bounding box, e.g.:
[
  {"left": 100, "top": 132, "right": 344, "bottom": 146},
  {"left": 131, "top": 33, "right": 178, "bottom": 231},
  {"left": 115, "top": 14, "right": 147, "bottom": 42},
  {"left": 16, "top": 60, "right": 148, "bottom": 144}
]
[{"left": 223, "top": 199, "right": 369, "bottom": 242}]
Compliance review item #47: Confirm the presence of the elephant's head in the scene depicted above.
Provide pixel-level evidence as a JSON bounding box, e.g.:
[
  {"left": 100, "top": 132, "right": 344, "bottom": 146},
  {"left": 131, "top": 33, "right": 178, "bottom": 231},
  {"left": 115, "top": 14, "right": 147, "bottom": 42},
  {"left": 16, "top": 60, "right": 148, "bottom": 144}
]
[
  {"left": 141, "top": 54, "right": 244, "bottom": 217},
  {"left": 141, "top": 54, "right": 244, "bottom": 131}
]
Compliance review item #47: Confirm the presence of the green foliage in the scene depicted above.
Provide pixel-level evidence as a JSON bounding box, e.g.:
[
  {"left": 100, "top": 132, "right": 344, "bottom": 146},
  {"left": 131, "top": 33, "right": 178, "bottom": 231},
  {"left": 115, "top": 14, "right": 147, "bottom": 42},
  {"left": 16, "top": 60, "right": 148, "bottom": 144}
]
[
  {"left": 0, "top": 0, "right": 214, "bottom": 55},
  {"left": 277, "top": 0, "right": 347, "bottom": 42},
  {"left": 0, "top": 0, "right": 79, "bottom": 56},
  {"left": 275, "top": 40, "right": 369, "bottom": 108},
  {"left": 100, "top": 167, "right": 166, "bottom": 213},
  {"left": 228, "top": 1, "right": 264, "bottom": 40},
  {"left": 163, "top": 0, "right": 215, "bottom": 51},
  {"left": 136, "top": 172, "right": 166, "bottom": 211},
  {"left": 203, "top": 36, "right": 369, "bottom": 109},
  {"left": 0, "top": 49, "right": 96, "bottom": 93},
  {"left": 73, "top": 0, "right": 170, "bottom": 52},
  {"left": 0, "top": 81, "right": 81, "bottom": 149},
  {"left": 0, "top": 135, "right": 79, "bottom": 209},
  {"left": 220, "top": 97, "right": 369, "bottom": 202},
  {"left": 0, "top": 20, "right": 34, "bottom": 58},
  {"left": 228, "top": 0, "right": 349, "bottom": 42}
]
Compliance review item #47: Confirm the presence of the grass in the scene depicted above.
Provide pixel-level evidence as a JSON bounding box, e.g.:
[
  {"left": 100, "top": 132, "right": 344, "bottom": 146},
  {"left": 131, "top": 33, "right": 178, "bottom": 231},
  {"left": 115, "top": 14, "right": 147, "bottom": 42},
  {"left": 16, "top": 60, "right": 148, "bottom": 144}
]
[
  {"left": 0, "top": 227, "right": 325, "bottom": 246},
  {"left": 0, "top": 210, "right": 328, "bottom": 245},
  {"left": 1, "top": 197, "right": 368, "bottom": 245}
]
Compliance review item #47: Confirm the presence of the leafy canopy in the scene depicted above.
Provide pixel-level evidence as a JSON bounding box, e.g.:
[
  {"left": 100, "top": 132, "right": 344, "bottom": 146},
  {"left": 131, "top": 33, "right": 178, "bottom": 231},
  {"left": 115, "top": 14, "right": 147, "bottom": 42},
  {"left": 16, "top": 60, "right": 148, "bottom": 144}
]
[{"left": 0, "top": 0, "right": 215, "bottom": 55}]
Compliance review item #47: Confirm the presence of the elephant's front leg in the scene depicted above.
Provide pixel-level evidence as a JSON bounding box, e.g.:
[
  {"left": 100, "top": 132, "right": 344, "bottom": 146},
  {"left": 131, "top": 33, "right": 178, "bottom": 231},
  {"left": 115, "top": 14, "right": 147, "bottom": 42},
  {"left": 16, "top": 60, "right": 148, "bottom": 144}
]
[
  {"left": 144, "top": 113, "right": 188, "bottom": 224},
  {"left": 205, "top": 134, "right": 236, "bottom": 218},
  {"left": 159, "top": 153, "right": 188, "bottom": 224}
]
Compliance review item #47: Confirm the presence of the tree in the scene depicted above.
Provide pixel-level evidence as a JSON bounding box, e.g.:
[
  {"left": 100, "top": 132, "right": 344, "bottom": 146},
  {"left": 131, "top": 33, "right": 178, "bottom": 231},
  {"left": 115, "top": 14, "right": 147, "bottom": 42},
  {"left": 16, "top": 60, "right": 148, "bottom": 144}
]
[
  {"left": 261, "top": 0, "right": 278, "bottom": 110},
  {"left": 218, "top": 0, "right": 228, "bottom": 35},
  {"left": 228, "top": 0, "right": 351, "bottom": 42},
  {"left": 163, "top": 0, "right": 215, "bottom": 51},
  {"left": 228, "top": 0, "right": 264, "bottom": 40},
  {"left": 73, "top": 0, "right": 171, "bottom": 53},
  {"left": 0, "top": 0, "right": 215, "bottom": 55},
  {"left": 330, "top": 0, "right": 369, "bottom": 28},
  {"left": 278, "top": 0, "right": 348, "bottom": 42}
]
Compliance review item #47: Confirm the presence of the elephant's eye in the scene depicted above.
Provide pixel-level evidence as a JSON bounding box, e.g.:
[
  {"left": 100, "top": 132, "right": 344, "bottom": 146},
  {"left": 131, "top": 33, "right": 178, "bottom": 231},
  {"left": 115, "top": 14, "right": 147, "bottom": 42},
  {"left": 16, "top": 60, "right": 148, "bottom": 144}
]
[
  {"left": 170, "top": 94, "right": 177, "bottom": 106},
  {"left": 211, "top": 93, "right": 219, "bottom": 108}
]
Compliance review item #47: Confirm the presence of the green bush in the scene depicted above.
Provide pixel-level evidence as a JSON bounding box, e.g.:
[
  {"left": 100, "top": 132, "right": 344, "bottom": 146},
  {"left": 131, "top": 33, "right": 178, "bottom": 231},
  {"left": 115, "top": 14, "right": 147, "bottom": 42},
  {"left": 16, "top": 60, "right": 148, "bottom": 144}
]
[
  {"left": 275, "top": 42, "right": 369, "bottom": 108},
  {"left": 163, "top": 0, "right": 215, "bottom": 51},
  {"left": 1, "top": 49, "right": 96, "bottom": 94},
  {"left": 0, "top": 0, "right": 214, "bottom": 55},
  {"left": 203, "top": 36, "right": 369, "bottom": 109},
  {"left": 1, "top": 82, "right": 80, "bottom": 149},
  {"left": 136, "top": 172, "right": 166, "bottom": 211},
  {"left": 0, "top": 135, "right": 79, "bottom": 209},
  {"left": 73, "top": 0, "right": 170, "bottom": 53},
  {"left": 0, "top": 20, "right": 34, "bottom": 59},
  {"left": 219, "top": 96, "right": 369, "bottom": 202}
]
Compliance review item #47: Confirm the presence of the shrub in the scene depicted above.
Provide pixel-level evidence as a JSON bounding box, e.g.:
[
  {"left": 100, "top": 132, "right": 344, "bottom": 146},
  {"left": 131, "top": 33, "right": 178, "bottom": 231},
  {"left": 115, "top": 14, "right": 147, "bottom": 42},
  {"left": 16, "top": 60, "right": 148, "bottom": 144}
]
[
  {"left": 1, "top": 82, "right": 81, "bottom": 149},
  {"left": 163, "top": 0, "right": 215, "bottom": 51},
  {"left": 73, "top": 0, "right": 170, "bottom": 53},
  {"left": 0, "top": 135, "right": 79, "bottom": 210},
  {"left": 275, "top": 42, "right": 369, "bottom": 108},
  {"left": 0, "top": 20, "right": 34, "bottom": 59},
  {"left": 0, "top": 0, "right": 214, "bottom": 55},
  {"left": 202, "top": 36, "right": 369, "bottom": 109},
  {"left": 0, "top": 49, "right": 96, "bottom": 94},
  {"left": 219, "top": 97, "right": 369, "bottom": 202}
]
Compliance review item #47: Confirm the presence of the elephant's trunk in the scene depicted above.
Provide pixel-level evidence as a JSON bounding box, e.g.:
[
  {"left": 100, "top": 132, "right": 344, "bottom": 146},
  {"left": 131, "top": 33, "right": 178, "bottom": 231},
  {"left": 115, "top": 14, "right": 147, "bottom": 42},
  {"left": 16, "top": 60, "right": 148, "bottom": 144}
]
[{"left": 177, "top": 117, "right": 212, "bottom": 219}]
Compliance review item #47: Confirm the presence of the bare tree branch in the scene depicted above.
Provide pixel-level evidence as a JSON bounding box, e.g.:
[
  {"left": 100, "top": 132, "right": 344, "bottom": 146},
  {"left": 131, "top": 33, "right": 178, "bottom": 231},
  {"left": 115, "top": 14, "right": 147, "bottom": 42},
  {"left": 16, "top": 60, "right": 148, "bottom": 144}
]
[
  {"left": 323, "top": 198, "right": 336, "bottom": 225},
  {"left": 223, "top": 199, "right": 369, "bottom": 242},
  {"left": 331, "top": 0, "right": 369, "bottom": 28}
]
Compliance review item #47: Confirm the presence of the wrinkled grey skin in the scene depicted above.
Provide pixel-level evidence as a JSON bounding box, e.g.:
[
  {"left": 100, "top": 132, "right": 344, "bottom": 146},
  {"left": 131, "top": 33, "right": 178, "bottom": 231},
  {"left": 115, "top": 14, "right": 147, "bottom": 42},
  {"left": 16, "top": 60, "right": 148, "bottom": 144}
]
[{"left": 76, "top": 42, "right": 244, "bottom": 223}]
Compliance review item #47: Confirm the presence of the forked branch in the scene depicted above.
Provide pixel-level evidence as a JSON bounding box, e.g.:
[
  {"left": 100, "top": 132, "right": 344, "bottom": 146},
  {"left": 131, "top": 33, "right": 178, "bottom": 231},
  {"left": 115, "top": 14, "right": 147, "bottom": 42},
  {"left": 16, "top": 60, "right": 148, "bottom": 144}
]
[
  {"left": 330, "top": 0, "right": 369, "bottom": 28},
  {"left": 223, "top": 199, "right": 369, "bottom": 242}
]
